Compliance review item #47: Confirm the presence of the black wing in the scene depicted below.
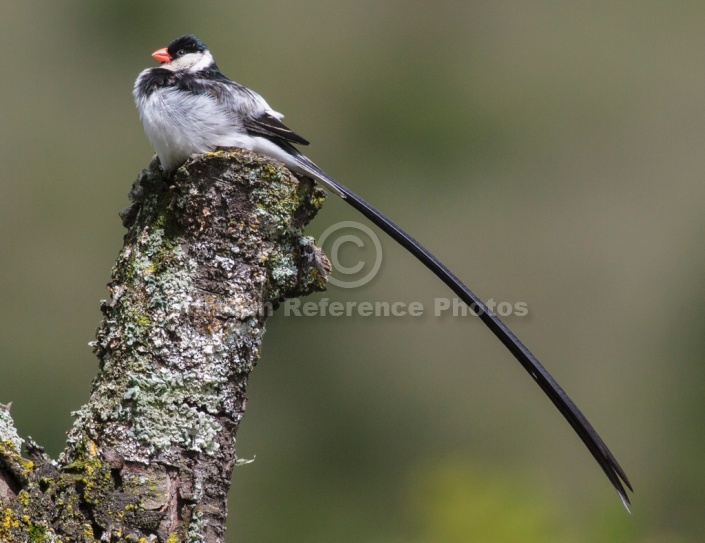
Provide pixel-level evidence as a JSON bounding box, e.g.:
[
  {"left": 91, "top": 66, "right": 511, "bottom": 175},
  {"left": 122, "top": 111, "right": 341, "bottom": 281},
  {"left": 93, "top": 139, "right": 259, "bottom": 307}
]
[{"left": 243, "top": 112, "right": 311, "bottom": 147}]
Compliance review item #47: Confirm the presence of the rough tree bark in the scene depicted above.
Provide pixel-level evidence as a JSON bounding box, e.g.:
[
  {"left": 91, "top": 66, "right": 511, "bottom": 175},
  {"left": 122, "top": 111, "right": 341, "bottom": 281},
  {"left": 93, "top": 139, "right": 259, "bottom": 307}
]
[{"left": 0, "top": 149, "right": 330, "bottom": 542}]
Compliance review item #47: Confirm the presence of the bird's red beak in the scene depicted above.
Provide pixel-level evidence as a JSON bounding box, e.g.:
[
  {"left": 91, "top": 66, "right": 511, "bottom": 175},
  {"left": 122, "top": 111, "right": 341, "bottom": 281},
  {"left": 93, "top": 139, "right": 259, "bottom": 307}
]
[{"left": 151, "top": 47, "right": 172, "bottom": 64}]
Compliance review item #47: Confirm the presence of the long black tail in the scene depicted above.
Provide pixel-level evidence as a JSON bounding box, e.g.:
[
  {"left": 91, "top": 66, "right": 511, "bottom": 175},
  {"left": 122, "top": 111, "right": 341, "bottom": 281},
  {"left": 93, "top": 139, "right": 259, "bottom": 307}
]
[{"left": 290, "top": 148, "right": 633, "bottom": 510}]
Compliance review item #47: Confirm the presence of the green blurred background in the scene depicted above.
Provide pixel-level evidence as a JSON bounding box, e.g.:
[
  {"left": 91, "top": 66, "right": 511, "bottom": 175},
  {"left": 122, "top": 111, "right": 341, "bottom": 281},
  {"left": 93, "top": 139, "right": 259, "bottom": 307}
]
[{"left": 1, "top": 1, "right": 703, "bottom": 541}]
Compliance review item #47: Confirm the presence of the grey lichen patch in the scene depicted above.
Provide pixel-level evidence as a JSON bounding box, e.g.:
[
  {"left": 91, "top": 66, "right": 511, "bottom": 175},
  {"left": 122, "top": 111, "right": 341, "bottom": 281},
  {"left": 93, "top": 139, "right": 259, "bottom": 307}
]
[
  {"left": 0, "top": 405, "right": 32, "bottom": 500},
  {"left": 124, "top": 368, "right": 223, "bottom": 455},
  {"left": 0, "top": 405, "right": 23, "bottom": 454},
  {"left": 185, "top": 510, "right": 206, "bottom": 543},
  {"left": 268, "top": 250, "right": 298, "bottom": 285}
]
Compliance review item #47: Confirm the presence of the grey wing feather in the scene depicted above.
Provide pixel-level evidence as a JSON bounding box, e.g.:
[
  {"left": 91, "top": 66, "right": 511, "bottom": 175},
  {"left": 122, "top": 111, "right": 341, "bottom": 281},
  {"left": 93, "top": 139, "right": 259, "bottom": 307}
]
[{"left": 195, "top": 77, "right": 310, "bottom": 146}]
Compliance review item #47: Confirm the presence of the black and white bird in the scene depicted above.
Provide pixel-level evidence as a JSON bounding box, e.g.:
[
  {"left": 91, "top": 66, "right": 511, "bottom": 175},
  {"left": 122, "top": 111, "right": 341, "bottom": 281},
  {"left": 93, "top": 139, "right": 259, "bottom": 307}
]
[{"left": 134, "top": 35, "right": 632, "bottom": 510}]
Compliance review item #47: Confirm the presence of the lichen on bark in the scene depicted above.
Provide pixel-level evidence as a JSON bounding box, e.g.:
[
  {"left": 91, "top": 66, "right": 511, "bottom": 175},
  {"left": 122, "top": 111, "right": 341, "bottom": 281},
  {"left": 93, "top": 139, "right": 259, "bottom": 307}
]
[{"left": 0, "top": 149, "right": 330, "bottom": 542}]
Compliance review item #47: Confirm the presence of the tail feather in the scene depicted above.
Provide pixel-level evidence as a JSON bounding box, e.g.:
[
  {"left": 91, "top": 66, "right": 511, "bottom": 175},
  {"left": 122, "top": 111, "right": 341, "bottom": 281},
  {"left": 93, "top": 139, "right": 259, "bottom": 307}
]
[{"left": 288, "top": 146, "right": 632, "bottom": 509}]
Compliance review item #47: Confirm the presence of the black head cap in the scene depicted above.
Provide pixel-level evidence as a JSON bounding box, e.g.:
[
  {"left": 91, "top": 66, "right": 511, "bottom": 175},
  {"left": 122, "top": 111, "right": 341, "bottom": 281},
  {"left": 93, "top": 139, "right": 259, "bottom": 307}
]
[{"left": 166, "top": 35, "right": 208, "bottom": 59}]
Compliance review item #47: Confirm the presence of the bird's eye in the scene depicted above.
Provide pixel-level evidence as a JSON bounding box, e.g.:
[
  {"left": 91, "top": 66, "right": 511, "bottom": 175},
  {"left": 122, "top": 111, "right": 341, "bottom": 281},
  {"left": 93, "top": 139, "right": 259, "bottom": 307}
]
[{"left": 177, "top": 49, "right": 186, "bottom": 57}]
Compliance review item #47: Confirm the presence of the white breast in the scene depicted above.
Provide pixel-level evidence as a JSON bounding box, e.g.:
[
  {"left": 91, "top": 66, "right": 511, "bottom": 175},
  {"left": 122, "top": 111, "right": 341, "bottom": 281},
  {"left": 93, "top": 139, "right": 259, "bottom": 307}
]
[{"left": 135, "top": 82, "right": 250, "bottom": 172}]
